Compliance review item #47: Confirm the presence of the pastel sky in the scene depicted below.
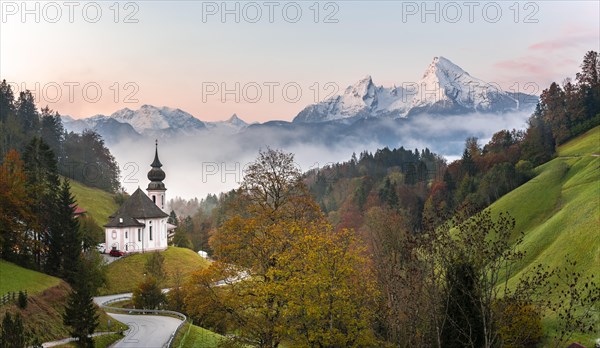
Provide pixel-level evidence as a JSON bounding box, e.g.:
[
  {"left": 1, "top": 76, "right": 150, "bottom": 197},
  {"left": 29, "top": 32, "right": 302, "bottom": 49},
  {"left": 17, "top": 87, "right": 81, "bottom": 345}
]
[{"left": 1, "top": 0, "right": 598, "bottom": 123}]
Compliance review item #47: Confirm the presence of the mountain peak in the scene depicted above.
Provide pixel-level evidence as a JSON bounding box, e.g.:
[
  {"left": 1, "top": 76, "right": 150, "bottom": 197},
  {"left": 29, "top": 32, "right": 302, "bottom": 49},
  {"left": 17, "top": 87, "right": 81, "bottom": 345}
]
[
  {"left": 293, "top": 55, "right": 537, "bottom": 123},
  {"left": 227, "top": 114, "right": 248, "bottom": 126},
  {"left": 425, "top": 56, "right": 468, "bottom": 78},
  {"left": 359, "top": 75, "right": 372, "bottom": 83}
]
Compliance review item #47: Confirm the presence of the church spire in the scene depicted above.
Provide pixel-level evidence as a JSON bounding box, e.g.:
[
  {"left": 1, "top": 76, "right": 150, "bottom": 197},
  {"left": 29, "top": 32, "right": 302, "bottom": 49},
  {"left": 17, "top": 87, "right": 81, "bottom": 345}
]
[
  {"left": 147, "top": 140, "right": 166, "bottom": 190},
  {"left": 151, "top": 139, "right": 163, "bottom": 168}
]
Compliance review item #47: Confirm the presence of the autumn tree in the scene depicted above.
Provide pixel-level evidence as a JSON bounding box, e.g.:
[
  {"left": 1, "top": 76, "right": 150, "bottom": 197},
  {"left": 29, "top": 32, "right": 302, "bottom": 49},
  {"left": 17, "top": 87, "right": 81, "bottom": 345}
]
[
  {"left": 132, "top": 276, "right": 165, "bottom": 310},
  {"left": 0, "top": 150, "right": 34, "bottom": 263},
  {"left": 364, "top": 207, "right": 427, "bottom": 346},
  {"left": 284, "top": 225, "right": 377, "bottom": 347},
  {"left": 185, "top": 148, "right": 377, "bottom": 347}
]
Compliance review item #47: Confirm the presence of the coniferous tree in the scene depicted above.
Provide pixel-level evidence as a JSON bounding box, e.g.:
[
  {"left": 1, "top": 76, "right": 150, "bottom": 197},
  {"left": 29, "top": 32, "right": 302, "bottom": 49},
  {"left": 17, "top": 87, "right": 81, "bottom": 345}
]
[
  {"left": 522, "top": 104, "right": 555, "bottom": 165},
  {"left": 168, "top": 210, "right": 178, "bottom": 225},
  {"left": 23, "top": 137, "right": 59, "bottom": 268},
  {"left": 0, "top": 312, "right": 29, "bottom": 348},
  {"left": 63, "top": 275, "right": 99, "bottom": 348},
  {"left": 576, "top": 50, "right": 600, "bottom": 120},
  {"left": 0, "top": 80, "right": 15, "bottom": 123},
  {"left": 15, "top": 91, "right": 39, "bottom": 137},
  {"left": 40, "top": 107, "right": 64, "bottom": 164},
  {"left": 57, "top": 180, "right": 82, "bottom": 284}
]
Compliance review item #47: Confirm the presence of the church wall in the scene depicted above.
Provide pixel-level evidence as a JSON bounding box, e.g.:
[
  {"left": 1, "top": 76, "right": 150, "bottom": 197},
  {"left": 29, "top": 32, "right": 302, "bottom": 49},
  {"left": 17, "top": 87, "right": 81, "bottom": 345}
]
[{"left": 105, "top": 219, "right": 168, "bottom": 253}]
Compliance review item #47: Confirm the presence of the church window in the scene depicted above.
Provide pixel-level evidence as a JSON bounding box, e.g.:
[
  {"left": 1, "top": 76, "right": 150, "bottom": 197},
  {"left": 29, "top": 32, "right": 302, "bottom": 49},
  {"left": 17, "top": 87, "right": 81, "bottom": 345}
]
[
  {"left": 125, "top": 231, "right": 128, "bottom": 238},
  {"left": 112, "top": 230, "right": 117, "bottom": 239},
  {"left": 138, "top": 229, "right": 141, "bottom": 241},
  {"left": 149, "top": 226, "right": 153, "bottom": 240}
]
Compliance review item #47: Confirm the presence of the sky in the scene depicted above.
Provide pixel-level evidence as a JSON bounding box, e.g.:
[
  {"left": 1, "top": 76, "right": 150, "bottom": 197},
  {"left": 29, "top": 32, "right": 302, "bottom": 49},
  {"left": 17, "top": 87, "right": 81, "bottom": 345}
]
[{"left": 1, "top": 1, "right": 598, "bottom": 123}]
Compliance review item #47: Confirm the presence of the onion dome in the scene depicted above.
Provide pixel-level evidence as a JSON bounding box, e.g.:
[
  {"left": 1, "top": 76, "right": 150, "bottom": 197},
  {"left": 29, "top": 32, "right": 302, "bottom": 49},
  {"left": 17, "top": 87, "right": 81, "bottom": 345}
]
[{"left": 147, "top": 140, "right": 166, "bottom": 190}]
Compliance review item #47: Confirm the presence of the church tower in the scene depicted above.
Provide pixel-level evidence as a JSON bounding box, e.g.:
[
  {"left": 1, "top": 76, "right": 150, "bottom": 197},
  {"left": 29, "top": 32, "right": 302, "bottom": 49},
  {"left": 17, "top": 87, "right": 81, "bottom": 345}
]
[{"left": 147, "top": 140, "right": 167, "bottom": 211}]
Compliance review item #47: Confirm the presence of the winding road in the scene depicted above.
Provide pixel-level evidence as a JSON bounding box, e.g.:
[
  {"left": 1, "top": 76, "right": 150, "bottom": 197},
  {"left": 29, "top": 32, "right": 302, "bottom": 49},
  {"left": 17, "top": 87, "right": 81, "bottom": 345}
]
[{"left": 93, "top": 293, "right": 183, "bottom": 348}]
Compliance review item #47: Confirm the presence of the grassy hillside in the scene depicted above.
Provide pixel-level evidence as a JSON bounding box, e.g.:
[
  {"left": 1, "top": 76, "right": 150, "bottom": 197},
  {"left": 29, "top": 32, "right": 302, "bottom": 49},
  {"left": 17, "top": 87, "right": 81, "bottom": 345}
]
[
  {"left": 0, "top": 260, "right": 61, "bottom": 294},
  {"left": 0, "top": 262, "right": 125, "bottom": 343},
  {"left": 100, "top": 246, "right": 210, "bottom": 295},
  {"left": 487, "top": 126, "right": 600, "bottom": 343},
  {"left": 69, "top": 179, "right": 118, "bottom": 225},
  {"left": 173, "top": 323, "right": 225, "bottom": 348}
]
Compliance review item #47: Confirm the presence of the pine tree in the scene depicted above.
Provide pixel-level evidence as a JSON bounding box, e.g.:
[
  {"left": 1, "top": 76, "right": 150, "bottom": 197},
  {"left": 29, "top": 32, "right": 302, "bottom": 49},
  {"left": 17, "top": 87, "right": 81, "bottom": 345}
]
[
  {"left": 576, "top": 51, "right": 600, "bottom": 125},
  {"left": 63, "top": 278, "right": 99, "bottom": 348},
  {"left": 15, "top": 91, "right": 39, "bottom": 136},
  {"left": 40, "top": 107, "right": 64, "bottom": 164},
  {"left": 57, "top": 180, "right": 81, "bottom": 284},
  {"left": 23, "top": 137, "right": 60, "bottom": 268},
  {"left": 0, "top": 312, "right": 28, "bottom": 348},
  {"left": 0, "top": 80, "right": 15, "bottom": 123},
  {"left": 168, "top": 210, "right": 178, "bottom": 225}
]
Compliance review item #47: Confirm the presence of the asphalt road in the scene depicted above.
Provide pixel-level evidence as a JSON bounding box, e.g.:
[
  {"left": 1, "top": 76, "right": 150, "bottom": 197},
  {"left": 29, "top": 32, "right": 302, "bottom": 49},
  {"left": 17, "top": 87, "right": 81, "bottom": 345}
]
[
  {"left": 93, "top": 293, "right": 182, "bottom": 348},
  {"left": 107, "top": 313, "right": 182, "bottom": 348}
]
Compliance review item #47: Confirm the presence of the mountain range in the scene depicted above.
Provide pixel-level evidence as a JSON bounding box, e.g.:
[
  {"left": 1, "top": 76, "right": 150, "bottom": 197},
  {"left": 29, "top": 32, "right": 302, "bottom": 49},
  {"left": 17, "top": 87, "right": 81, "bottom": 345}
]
[{"left": 62, "top": 56, "right": 538, "bottom": 142}]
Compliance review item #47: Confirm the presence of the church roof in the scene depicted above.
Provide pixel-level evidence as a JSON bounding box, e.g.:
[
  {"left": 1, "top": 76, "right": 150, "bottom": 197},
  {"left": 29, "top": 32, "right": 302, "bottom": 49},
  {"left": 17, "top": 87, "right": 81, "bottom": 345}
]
[{"left": 104, "top": 188, "right": 168, "bottom": 227}]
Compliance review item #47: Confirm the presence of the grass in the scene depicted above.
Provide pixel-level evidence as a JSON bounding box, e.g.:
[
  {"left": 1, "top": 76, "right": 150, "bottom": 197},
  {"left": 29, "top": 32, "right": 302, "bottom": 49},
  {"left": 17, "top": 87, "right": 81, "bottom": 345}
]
[
  {"left": 0, "top": 272, "right": 127, "bottom": 343},
  {"left": 69, "top": 178, "right": 118, "bottom": 226},
  {"left": 0, "top": 260, "right": 61, "bottom": 295},
  {"left": 53, "top": 333, "right": 125, "bottom": 348},
  {"left": 172, "top": 322, "right": 226, "bottom": 348},
  {"left": 487, "top": 126, "right": 600, "bottom": 345},
  {"left": 91, "top": 333, "right": 125, "bottom": 348},
  {"left": 99, "top": 246, "right": 210, "bottom": 295}
]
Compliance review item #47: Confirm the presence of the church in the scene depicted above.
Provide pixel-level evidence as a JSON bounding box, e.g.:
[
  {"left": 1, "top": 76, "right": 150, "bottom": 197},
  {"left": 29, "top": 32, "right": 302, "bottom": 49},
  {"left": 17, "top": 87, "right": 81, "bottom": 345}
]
[{"left": 104, "top": 142, "right": 174, "bottom": 253}]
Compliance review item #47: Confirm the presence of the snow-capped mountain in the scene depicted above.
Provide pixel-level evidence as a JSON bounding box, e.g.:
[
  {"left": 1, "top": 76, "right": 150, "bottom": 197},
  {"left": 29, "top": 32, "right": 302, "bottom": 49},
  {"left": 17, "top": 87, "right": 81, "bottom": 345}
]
[
  {"left": 95, "top": 104, "right": 206, "bottom": 134},
  {"left": 63, "top": 105, "right": 207, "bottom": 141},
  {"left": 293, "top": 76, "right": 413, "bottom": 123},
  {"left": 62, "top": 56, "right": 538, "bottom": 144},
  {"left": 205, "top": 114, "right": 249, "bottom": 134},
  {"left": 293, "top": 56, "right": 537, "bottom": 123}
]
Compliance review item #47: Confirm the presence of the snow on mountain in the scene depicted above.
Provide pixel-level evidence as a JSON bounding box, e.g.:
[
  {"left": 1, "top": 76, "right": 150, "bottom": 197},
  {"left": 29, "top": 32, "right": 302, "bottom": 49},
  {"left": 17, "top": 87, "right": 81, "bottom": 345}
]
[
  {"left": 205, "top": 114, "right": 249, "bottom": 134},
  {"left": 62, "top": 105, "right": 208, "bottom": 142},
  {"left": 293, "top": 56, "right": 536, "bottom": 123},
  {"left": 102, "top": 105, "right": 206, "bottom": 133}
]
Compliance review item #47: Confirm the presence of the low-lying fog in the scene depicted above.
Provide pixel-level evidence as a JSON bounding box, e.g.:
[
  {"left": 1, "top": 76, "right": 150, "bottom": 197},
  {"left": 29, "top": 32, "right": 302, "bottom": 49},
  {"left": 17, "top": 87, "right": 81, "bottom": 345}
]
[{"left": 109, "top": 111, "right": 531, "bottom": 200}]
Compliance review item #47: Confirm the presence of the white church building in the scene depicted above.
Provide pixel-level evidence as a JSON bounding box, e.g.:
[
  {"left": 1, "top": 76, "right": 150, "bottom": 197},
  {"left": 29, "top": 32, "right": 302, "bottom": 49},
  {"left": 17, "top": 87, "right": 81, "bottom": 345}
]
[{"left": 104, "top": 142, "right": 174, "bottom": 253}]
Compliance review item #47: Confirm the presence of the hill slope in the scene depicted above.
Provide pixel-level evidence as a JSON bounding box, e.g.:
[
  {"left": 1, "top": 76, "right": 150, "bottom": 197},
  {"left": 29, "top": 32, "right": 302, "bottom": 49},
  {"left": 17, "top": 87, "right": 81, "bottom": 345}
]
[
  {"left": 490, "top": 126, "right": 599, "bottom": 282},
  {"left": 0, "top": 261, "right": 125, "bottom": 343},
  {"left": 0, "top": 260, "right": 61, "bottom": 294},
  {"left": 100, "top": 246, "right": 210, "bottom": 295},
  {"left": 69, "top": 179, "right": 118, "bottom": 225},
  {"left": 487, "top": 126, "right": 600, "bottom": 342}
]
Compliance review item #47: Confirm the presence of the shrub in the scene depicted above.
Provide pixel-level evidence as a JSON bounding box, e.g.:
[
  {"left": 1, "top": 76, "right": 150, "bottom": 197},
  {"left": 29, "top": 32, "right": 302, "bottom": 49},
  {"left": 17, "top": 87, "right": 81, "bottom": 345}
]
[
  {"left": 495, "top": 299, "right": 543, "bottom": 348},
  {"left": 17, "top": 291, "right": 27, "bottom": 309}
]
